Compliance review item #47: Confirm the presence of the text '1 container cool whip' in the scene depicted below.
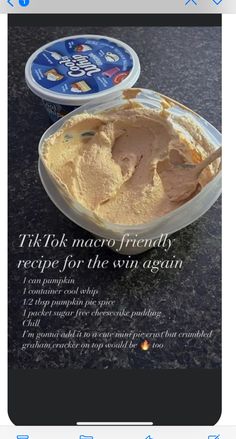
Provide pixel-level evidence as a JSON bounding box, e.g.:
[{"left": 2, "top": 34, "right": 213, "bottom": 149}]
[{"left": 25, "top": 35, "right": 141, "bottom": 122}]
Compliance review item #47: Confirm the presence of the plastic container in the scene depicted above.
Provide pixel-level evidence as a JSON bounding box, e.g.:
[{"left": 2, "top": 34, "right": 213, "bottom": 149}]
[
  {"left": 38, "top": 89, "right": 222, "bottom": 255},
  {"left": 25, "top": 34, "right": 141, "bottom": 122}
]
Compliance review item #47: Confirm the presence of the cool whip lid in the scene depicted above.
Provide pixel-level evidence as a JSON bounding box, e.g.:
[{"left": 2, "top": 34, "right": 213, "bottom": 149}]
[{"left": 25, "top": 34, "right": 141, "bottom": 105}]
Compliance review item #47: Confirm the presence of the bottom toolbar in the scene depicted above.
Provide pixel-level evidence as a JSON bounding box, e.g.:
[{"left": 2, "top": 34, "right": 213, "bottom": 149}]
[{"left": 1, "top": 426, "right": 236, "bottom": 439}]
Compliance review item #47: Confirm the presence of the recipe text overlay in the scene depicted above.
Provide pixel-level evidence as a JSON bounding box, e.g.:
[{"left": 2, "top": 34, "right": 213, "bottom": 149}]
[
  {"left": 16, "top": 233, "right": 183, "bottom": 274},
  {"left": 12, "top": 232, "right": 214, "bottom": 360}
]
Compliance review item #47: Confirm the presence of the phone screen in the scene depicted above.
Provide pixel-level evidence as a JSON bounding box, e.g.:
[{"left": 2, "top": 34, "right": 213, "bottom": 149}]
[{"left": 8, "top": 13, "right": 222, "bottom": 426}]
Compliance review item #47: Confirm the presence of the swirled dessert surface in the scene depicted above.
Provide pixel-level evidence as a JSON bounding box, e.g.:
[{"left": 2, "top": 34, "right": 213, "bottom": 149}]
[{"left": 42, "top": 100, "right": 214, "bottom": 225}]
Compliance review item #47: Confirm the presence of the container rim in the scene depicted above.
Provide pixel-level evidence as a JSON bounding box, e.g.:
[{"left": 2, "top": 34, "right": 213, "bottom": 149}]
[{"left": 25, "top": 34, "right": 141, "bottom": 106}]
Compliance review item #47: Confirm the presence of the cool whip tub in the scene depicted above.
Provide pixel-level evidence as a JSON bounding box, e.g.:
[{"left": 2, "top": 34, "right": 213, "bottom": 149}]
[
  {"left": 38, "top": 89, "right": 222, "bottom": 255},
  {"left": 25, "top": 35, "right": 141, "bottom": 122}
]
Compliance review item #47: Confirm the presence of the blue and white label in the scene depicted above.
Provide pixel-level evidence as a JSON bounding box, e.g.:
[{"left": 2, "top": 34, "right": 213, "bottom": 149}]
[{"left": 31, "top": 37, "right": 134, "bottom": 95}]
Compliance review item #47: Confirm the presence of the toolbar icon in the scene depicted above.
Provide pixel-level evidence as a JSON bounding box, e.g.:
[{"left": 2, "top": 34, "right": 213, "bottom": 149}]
[
  {"left": 7, "top": 0, "right": 14, "bottom": 7},
  {"left": 212, "top": 0, "right": 222, "bottom": 4},
  {"left": 145, "top": 436, "right": 154, "bottom": 439},
  {"left": 80, "top": 436, "right": 94, "bottom": 439},
  {"left": 19, "top": 0, "right": 30, "bottom": 6},
  {"left": 185, "top": 0, "right": 197, "bottom": 5},
  {"left": 208, "top": 435, "right": 220, "bottom": 439},
  {"left": 17, "top": 436, "right": 29, "bottom": 439}
]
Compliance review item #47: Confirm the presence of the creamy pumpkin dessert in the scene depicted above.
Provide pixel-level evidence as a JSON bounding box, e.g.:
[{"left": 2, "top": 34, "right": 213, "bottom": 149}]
[{"left": 42, "top": 91, "right": 217, "bottom": 225}]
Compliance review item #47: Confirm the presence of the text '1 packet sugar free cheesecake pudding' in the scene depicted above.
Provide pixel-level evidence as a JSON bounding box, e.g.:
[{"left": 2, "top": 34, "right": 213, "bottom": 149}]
[{"left": 25, "top": 35, "right": 141, "bottom": 122}]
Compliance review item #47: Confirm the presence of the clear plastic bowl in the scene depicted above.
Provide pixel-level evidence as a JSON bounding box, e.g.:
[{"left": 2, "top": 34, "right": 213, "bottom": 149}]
[{"left": 38, "top": 89, "right": 222, "bottom": 255}]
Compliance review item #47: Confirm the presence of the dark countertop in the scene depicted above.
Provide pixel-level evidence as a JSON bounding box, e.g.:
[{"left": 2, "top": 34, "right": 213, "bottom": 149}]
[{"left": 8, "top": 25, "right": 221, "bottom": 369}]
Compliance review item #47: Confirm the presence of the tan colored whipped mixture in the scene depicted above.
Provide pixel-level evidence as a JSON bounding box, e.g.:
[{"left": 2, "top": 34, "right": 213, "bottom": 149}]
[{"left": 42, "top": 91, "right": 217, "bottom": 225}]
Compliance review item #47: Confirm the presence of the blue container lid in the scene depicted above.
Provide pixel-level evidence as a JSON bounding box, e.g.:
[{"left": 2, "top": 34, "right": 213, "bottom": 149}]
[{"left": 25, "top": 35, "right": 141, "bottom": 105}]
